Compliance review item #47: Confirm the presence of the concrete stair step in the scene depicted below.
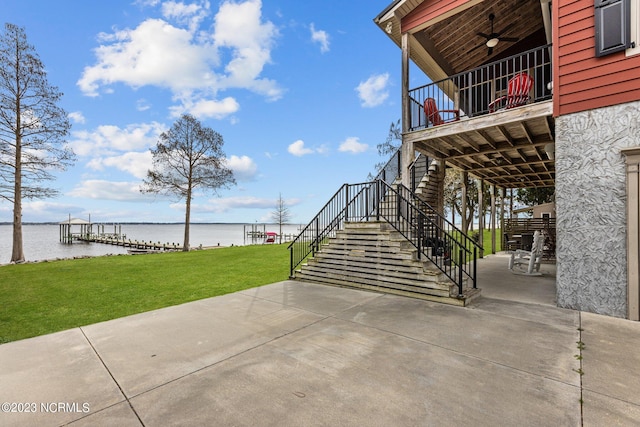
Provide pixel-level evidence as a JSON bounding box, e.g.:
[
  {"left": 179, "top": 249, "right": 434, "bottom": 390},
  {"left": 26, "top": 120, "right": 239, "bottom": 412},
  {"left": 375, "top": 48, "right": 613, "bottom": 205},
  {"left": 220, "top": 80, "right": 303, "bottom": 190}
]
[
  {"left": 296, "top": 266, "right": 453, "bottom": 296},
  {"left": 316, "top": 246, "right": 417, "bottom": 262},
  {"left": 303, "top": 258, "right": 450, "bottom": 287},
  {"left": 294, "top": 271, "right": 480, "bottom": 307}
]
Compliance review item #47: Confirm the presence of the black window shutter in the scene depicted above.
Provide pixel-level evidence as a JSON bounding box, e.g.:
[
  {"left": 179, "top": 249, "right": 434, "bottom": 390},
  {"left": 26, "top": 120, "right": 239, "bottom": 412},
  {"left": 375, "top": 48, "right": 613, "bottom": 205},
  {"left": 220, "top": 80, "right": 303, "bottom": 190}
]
[{"left": 595, "top": 0, "right": 631, "bottom": 57}]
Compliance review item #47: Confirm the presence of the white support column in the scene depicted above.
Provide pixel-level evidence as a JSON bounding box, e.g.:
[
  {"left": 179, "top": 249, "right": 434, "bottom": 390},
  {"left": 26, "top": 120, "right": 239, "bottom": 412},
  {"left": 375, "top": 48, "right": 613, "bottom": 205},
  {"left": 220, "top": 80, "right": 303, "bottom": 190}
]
[
  {"left": 478, "top": 179, "right": 485, "bottom": 258},
  {"left": 400, "top": 32, "right": 413, "bottom": 188},
  {"left": 500, "top": 187, "right": 506, "bottom": 250},
  {"left": 623, "top": 148, "right": 640, "bottom": 321},
  {"left": 461, "top": 172, "right": 468, "bottom": 233},
  {"left": 491, "top": 184, "right": 496, "bottom": 254}
]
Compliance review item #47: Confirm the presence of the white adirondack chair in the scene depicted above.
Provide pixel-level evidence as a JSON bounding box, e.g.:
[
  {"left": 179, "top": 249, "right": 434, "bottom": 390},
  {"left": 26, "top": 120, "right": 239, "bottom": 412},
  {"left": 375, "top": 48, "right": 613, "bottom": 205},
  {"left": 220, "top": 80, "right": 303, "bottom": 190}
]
[{"left": 508, "top": 230, "right": 544, "bottom": 275}]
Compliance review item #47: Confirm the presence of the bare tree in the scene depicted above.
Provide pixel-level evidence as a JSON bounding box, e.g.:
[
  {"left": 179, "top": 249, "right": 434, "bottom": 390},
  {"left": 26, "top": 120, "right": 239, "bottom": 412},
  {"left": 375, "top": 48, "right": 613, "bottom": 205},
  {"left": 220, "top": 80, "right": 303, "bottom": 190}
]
[
  {"left": 0, "top": 23, "right": 74, "bottom": 263},
  {"left": 141, "top": 114, "right": 235, "bottom": 251},
  {"left": 270, "top": 193, "right": 291, "bottom": 244},
  {"left": 369, "top": 119, "right": 401, "bottom": 180}
]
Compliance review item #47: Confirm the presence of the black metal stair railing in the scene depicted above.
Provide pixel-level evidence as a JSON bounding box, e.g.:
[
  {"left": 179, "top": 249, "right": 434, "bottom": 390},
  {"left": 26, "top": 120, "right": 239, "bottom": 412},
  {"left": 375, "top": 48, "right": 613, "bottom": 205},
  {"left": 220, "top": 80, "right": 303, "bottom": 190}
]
[
  {"left": 287, "top": 178, "right": 482, "bottom": 296},
  {"left": 377, "top": 181, "right": 480, "bottom": 295},
  {"left": 287, "top": 182, "right": 377, "bottom": 277},
  {"left": 288, "top": 149, "right": 405, "bottom": 277}
]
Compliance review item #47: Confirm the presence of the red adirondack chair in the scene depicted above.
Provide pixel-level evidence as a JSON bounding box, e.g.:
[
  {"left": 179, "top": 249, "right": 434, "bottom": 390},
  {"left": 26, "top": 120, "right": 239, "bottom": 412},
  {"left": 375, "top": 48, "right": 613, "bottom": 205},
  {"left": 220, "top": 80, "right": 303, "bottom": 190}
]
[
  {"left": 424, "top": 97, "right": 460, "bottom": 126},
  {"left": 488, "top": 72, "right": 534, "bottom": 112}
]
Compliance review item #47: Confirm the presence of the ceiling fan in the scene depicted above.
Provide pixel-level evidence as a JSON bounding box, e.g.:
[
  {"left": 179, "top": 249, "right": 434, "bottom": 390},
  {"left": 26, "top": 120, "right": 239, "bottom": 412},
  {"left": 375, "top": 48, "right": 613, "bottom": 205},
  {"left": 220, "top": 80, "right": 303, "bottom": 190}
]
[{"left": 471, "top": 13, "right": 519, "bottom": 56}]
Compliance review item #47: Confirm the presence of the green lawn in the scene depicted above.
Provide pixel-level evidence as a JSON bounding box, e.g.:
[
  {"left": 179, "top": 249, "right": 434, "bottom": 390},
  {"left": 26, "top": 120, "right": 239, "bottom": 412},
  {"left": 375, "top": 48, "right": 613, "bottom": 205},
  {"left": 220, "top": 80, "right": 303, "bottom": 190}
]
[
  {"left": 0, "top": 244, "right": 290, "bottom": 344},
  {"left": 472, "top": 228, "right": 503, "bottom": 254},
  {"left": 450, "top": 228, "right": 503, "bottom": 258}
]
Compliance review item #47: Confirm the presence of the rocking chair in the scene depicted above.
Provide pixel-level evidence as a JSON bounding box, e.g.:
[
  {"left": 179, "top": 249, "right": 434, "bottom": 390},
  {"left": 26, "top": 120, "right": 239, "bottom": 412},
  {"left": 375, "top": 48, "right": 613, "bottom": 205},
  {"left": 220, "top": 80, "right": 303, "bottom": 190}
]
[{"left": 508, "top": 230, "right": 544, "bottom": 275}]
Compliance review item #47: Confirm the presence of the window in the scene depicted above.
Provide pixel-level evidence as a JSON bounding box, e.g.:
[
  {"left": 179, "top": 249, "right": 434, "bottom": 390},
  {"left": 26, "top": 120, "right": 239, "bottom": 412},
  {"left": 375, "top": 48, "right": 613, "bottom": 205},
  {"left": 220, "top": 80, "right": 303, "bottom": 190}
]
[{"left": 595, "top": 0, "right": 631, "bottom": 57}]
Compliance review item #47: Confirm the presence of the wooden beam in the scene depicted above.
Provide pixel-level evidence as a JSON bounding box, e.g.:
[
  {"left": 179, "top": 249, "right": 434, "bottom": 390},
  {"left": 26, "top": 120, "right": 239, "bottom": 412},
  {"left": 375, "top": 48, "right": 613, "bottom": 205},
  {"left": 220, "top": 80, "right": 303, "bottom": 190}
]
[
  {"left": 475, "top": 129, "right": 497, "bottom": 150},
  {"left": 445, "top": 140, "right": 553, "bottom": 161},
  {"left": 404, "top": 101, "right": 552, "bottom": 143},
  {"left": 496, "top": 125, "right": 515, "bottom": 146}
]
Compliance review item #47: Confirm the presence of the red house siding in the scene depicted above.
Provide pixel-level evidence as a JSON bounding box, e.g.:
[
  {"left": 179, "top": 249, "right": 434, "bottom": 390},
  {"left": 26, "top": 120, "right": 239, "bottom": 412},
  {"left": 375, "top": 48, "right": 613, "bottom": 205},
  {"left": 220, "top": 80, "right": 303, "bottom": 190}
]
[
  {"left": 402, "top": 0, "right": 470, "bottom": 33},
  {"left": 555, "top": 0, "right": 640, "bottom": 116}
]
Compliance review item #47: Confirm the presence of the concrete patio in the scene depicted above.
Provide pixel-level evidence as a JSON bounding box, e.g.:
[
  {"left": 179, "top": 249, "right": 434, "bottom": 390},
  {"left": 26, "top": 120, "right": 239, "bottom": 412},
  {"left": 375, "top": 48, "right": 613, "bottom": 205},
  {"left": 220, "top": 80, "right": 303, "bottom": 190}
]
[{"left": 1, "top": 253, "right": 639, "bottom": 426}]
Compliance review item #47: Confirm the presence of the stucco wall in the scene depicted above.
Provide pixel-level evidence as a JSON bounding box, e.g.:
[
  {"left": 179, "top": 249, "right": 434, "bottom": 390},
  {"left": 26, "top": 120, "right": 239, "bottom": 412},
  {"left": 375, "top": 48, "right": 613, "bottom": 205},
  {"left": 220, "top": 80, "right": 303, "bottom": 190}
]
[{"left": 555, "top": 101, "right": 640, "bottom": 318}]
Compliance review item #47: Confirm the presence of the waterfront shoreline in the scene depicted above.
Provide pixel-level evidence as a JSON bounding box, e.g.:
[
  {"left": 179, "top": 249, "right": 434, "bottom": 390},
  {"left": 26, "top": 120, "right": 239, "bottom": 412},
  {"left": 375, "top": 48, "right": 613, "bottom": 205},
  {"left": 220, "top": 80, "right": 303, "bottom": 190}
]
[
  {"left": 0, "top": 244, "right": 238, "bottom": 267},
  {"left": 0, "top": 223, "right": 301, "bottom": 264}
]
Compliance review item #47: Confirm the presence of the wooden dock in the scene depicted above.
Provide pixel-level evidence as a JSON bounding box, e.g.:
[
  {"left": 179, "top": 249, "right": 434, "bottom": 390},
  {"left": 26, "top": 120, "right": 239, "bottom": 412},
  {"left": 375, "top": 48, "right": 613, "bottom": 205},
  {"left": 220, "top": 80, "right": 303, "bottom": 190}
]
[
  {"left": 243, "top": 224, "right": 298, "bottom": 244},
  {"left": 76, "top": 234, "right": 183, "bottom": 252}
]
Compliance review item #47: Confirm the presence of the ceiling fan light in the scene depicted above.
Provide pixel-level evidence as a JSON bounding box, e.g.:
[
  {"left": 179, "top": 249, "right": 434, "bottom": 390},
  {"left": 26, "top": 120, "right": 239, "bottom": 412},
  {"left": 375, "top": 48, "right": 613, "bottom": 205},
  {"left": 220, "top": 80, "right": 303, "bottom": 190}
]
[{"left": 486, "top": 38, "right": 499, "bottom": 48}]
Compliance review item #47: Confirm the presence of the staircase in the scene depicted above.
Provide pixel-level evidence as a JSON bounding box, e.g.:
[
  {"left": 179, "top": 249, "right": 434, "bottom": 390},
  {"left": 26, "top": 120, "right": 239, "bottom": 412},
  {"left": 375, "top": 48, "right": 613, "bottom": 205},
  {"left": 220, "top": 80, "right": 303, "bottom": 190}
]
[
  {"left": 288, "top": 149, "right": 481, "bottom": 306},
  {"left": 292, "top": 221, "right": 480, "bottom": 306},
  {"left": 414, "top": 158, "right": 441, "bottom": 208}
]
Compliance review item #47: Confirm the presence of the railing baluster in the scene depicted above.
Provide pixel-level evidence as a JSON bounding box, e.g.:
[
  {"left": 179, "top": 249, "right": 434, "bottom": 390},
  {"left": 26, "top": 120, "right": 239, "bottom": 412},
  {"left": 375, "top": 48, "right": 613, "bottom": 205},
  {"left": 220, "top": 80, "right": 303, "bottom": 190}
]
[
  {"left": 458, "top": 248, "right": 464, "bottom": 297},
  {"left": 473, "top": 246, "right": 477, "bottom": 289}
]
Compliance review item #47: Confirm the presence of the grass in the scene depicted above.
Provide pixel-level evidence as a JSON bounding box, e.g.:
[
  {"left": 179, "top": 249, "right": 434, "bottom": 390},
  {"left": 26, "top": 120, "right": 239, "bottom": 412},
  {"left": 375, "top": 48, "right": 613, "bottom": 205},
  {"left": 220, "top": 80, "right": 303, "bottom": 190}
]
[
  {"left": 472, "top": 228, "right": 503, "bottom": 253},
  {"left": 449, "top": 228, "right": 503, "bottom": 261},
  {"left": 0, "top": 244, "right": 290, "bottom": 344}
]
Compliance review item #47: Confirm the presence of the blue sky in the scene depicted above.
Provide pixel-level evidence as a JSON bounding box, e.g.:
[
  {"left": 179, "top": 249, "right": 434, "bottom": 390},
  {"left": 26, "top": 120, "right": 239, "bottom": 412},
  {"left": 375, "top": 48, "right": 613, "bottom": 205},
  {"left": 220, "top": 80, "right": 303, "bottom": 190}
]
[{"left": 1, "top": 0, "right": 407, "bottom": 225}]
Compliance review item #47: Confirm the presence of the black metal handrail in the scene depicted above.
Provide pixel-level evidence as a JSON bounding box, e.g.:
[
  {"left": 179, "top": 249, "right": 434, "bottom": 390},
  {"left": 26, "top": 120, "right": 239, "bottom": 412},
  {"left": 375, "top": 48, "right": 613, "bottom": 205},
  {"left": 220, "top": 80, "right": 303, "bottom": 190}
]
[
  {"left": 377, "top": 181, "right": 480, "bottom": 295},
  {"left": 409, "top": 44, "right": 552, "bottom": 131},
  {"left": 288, "top": 179, "right": 482, "bottom": 296},
  {"left": 288, "top": 182, "right": 375, "bottom": 277}
]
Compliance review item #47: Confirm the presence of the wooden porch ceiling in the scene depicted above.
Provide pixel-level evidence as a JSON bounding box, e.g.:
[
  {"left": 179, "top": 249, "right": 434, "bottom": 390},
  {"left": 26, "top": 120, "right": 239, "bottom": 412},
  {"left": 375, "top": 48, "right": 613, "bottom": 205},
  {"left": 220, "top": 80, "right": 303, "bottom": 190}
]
[
  {"left": 405, "top": 101, "right": 554, "bottom": 189},
  {"left": 421, "top": 0, "right": 546, "bottom": 75},
  {"left": 375, "top": 0, "right": 548, "bottom": 84}
]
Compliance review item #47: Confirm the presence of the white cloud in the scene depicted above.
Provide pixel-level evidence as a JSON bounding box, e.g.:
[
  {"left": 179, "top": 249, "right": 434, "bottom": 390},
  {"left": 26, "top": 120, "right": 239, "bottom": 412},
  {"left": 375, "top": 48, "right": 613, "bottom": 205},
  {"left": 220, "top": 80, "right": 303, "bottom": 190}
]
[
  {"left": 339, "top": 137, "right": 368, "bottom": 154},
  {"left": 287, "top": 140, "right": 314, "bottom": 157},
  {"left": 208, "top": 195, "right": 274, "bottom": 212},
  {"left": 69, "top": 122, "right": 165, "bottom": 157},
  {"left": 135, "top": 0, "right": 160, "bottom": 6},
  {"left": 78, "top": 19, "right": 217, "bottom": 96},
  {"left": 356, "top": 73, "right": 390, "bottom": 108},
  {"left": 169, "top": 96, "right": 240, "bottom": 119},
  {"left": 78, "top": 0, "right": 282, "bottom": 113},
  {"left": 68, "top": 180, "right": 151, "bottom": 201},
  {"left": 136, "top": 98, "right": 151, "bottom": 111},
  {"left": 86, "top": 151, "right": 153, "bottom": 179},
  {"left": 213, "top": 0, "right": 281, "bottom": 100},
  {"left": 22, "top": 200, "right": 84, "bottom": 219},
  {"left": 161, "top": 0, "right": 208, "bottom": 31},
  {"left": 224, "top": 155, "right": 258, "bottom": 181},
  {"left": 310, "top": 23, "right": 329, "bottom": 53},
  {"left": 68, "top": 111, "right": 86, "bottom": 124},
  {"left": 198, "top": 195, "right": 300, "bottom": 213}
]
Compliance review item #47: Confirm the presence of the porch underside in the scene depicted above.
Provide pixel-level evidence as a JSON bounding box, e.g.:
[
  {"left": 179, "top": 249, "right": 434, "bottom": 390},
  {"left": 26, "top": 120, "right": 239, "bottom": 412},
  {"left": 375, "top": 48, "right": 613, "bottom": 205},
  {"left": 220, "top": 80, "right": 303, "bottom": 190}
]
[{"left": 405, "top": 100, "right": 555, "bottom": 189}]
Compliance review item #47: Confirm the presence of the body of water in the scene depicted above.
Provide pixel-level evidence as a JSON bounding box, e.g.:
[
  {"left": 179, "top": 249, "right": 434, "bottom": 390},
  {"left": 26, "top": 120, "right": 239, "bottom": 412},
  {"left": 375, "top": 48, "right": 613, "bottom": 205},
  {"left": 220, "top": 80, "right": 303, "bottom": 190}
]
[{"left": 0, "top": 223, "right": 304, "bottom": 264}]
